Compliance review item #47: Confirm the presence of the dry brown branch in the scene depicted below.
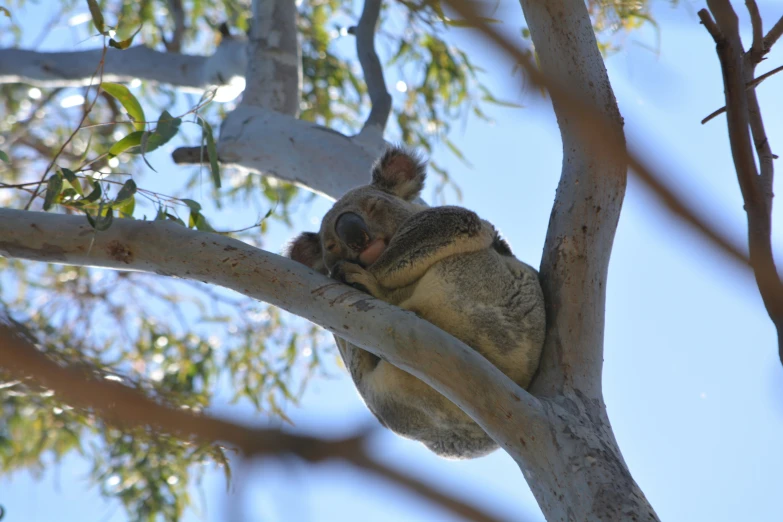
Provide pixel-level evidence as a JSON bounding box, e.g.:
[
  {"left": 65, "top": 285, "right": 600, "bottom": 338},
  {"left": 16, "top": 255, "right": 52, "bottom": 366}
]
[
  {"left": 0, "top": 313, "right": 508, "bottom": 522},
  {"left": 700, "top": 0, "right": 783, "bottom": 363}
]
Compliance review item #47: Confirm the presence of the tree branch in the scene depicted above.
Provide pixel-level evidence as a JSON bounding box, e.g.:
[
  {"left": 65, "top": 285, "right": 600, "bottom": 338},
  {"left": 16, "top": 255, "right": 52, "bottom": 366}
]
[
  {"left": 439, "top": 0, "right": 761, "bottom": 399},
  {"left": 701, "top": 1, "right": 783, "bottom": 363},
  {"left": 700, "top": 64, "right": 783, "bottom": 124},
  {"left": 185, "top": 105, "right": 383, "bottom": 199},
  {"left": 745, "top": 0, "right": 764, "bottom": 59},
  {"left": 0, "top": 47, "right": 206, "bottom": 89},
  {"left": 0, "top": 208, "right": 546, "bottom": 457},
  {"left": 0, "top": 313, "right": 507, "bottom": 522},
  {"left": 355, "top": 0, "right": 392, "bottom": 132},
  {"left": 164, "top": 0, "right": 186, "bottom": 53},
  {"left": 764, "top": 14, "right": 783, "bottom": 50},
  {"left": 242, "top": 0, "right": 301, "bottom": 115}
]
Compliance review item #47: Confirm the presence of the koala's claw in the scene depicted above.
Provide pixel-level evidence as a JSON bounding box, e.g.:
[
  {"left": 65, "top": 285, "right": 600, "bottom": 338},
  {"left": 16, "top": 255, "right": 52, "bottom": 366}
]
[{"left": 331, "top": 261, "right": 382, "bottom": 297}]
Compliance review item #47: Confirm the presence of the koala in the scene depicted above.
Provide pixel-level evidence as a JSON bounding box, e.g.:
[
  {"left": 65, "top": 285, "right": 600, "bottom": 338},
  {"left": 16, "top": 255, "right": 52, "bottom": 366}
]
[{"left": 287, "top": 146, "right": 545, "bottom": 459}]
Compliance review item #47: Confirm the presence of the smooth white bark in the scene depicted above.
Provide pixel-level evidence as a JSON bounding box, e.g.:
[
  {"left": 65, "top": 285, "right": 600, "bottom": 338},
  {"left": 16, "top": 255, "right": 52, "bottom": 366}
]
[
  {"left": 215, "top": 106, "right": 385, "bottom": 199},
  {"left": 0, "top": 41, "right": 247, "bottom": 98},
  {"left": 242, "top": 0, "right": 301, "bottom": 114}
]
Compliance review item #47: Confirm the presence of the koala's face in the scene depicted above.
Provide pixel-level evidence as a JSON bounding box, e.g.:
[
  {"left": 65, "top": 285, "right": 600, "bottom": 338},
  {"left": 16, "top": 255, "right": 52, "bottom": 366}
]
[{"left": 288, "top": 147, "right": 427, "bottom": 274}]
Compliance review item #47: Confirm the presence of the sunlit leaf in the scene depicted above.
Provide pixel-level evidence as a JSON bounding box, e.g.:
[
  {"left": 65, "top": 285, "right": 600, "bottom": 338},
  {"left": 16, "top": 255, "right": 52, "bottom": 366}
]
[
  {"left": 108, "top": 131, "right": 144, "bottom": 157},
  {"left": 102, "top": 83, "right": 146, "bottom": 131},
  {"left": 60, "top": 168, "right": 83, "bottom": 196},
  {"left": 108, "top": 26, "right": 142, "bottom": 50}
]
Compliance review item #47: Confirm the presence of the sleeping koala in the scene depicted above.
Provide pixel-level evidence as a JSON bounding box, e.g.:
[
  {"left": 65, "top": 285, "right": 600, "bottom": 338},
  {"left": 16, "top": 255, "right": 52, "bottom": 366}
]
[{"left": 287, "top": 146, "right": 545, "bottom": 459}]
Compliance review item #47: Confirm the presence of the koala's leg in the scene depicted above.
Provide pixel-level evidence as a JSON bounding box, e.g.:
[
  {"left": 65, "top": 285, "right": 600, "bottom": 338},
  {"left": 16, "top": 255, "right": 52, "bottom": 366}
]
[{"left": 370, "top": 206, "right": 495, "bottom": 289}]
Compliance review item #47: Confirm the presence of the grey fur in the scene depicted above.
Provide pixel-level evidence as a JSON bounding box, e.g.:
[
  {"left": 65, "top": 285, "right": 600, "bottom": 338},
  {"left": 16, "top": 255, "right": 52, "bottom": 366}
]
[{"left": 287, "top": 145, "right": 545, "bottom": 459}]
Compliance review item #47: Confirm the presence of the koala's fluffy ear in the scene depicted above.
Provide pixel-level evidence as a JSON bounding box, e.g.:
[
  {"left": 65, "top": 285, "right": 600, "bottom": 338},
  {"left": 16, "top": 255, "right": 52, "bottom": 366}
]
[
  {"left": 371, "top": 146, "right": 426, "bottom": 201},
  {"left": 286, "top": 232, "right": 327, "bottom": 275}
]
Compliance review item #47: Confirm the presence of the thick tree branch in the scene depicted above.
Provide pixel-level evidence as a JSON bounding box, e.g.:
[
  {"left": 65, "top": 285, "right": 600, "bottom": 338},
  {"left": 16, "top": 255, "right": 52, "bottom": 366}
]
[
  {"left": 0, "top": 314, "right": 506, "bottom": 522},
  {"left": 700, "top": 1, "right": 783, "bottom": 363},
  {"left": 513, "top": 0, "right": 626, "bottom": 401},
  {"left": 0, "top": 47, "right": 209, "bottom": 90},
  {"left": 199, "top": 105, "right": 383, "bottom": 199},
  {"left": 242, "top": 0, "right": 301, "bottom": 114},
  {"left": 355, "top": 0, "right": 392, "bottom": 132},
  {"left": 0, "top": 208, "right": 546, "bottom": 459}
]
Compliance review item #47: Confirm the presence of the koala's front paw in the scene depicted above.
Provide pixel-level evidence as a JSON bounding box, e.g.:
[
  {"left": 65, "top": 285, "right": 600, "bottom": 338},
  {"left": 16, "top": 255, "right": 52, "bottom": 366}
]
[{"left": 331, "top": 261, "right": 383, "bottom": 297}]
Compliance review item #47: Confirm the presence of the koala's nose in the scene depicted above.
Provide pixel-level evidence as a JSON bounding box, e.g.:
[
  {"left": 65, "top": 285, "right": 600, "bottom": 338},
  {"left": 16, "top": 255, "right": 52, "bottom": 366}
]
[{"left": 335, "top": 212, "right": 371, "bottom": 251}]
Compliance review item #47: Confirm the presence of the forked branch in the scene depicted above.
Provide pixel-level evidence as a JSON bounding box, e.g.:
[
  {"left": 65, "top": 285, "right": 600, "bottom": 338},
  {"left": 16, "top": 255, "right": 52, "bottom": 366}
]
[{"left": 699, "top": 0, "right": 783, "bottom": 363}]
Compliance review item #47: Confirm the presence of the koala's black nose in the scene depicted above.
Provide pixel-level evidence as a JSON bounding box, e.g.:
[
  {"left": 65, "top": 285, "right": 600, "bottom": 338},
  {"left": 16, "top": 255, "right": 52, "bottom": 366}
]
[{"left": 335, "top": 212, "right": 370, "bottom": 251}]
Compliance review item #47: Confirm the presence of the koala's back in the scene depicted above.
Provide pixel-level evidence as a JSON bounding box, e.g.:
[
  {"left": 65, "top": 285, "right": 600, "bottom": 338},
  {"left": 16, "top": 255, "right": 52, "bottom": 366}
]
[{"left": 352, "top": 247, "right": 545, "bottom": 459}]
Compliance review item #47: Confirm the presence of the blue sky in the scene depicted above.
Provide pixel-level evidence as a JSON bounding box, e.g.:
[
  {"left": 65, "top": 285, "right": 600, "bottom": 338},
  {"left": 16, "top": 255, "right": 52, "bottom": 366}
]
[{"left": 2, "top": 1, "right": 783, "bottom": 521}]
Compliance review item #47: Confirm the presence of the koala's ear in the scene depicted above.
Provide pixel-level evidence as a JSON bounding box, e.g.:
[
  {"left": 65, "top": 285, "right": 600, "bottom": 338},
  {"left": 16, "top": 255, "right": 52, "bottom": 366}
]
[
  {"left": 286, "top": 232, "right": 327, "bottom": 275},
  {"left": 371, "top": 146, "right": 426, "bottom": 201}
]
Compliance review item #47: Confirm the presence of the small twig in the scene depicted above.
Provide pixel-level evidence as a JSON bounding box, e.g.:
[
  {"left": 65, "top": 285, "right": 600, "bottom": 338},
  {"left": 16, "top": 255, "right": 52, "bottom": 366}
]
[
  {"left": 764, "top": 14, "right": 783, "bottom": 51},
  {"left": 701, "top": 64, "right": 783, "bottom": 124},
  {"left": 355, "top": 0, "right": 392, "bottom": 130}
]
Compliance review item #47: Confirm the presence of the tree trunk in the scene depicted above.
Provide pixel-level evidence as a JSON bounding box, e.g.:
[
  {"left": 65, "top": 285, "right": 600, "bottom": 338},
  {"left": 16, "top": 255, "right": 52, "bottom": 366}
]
[{"left": 508, "top": 0, "right": 660, "bottom": 519}]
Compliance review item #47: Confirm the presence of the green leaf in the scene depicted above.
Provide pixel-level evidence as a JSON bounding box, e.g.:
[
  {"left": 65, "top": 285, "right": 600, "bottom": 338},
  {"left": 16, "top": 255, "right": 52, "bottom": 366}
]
[
  {"left": 189, "top": 212, "right": 215, "bottom": 232},
  {"left": 113, "top": 179, "right": 137, "bottom": 206},
  {"left": 108, "top": 131, "right": 144, "bottom": 157},
  {"left": 197, "top": 117, "right": 221, "bottom": 189},
  {"left": 60, "top": 168, "right": 83, "bottom": 196},
  {"left": 0, "top": 7, "right": 10, "bottom": 17},
  {"left": 88, "top": 206, "right": 114, "bottom": 231},
  {"left": 0, "top": 150, "right": 9, "bottom": 163},
  {"left": 117, "top": 196, "right": 135, "bottom": 218},
  {"left": 86, "top": 0, "right": 105, "bottom": 35},
  {"left": 108, "top": 26, "right": 142, "bottom": 50},
  {"left": 180, "top": 199, "right": 201, "bottom": 213},
  {"left": 155, "top": 110, "right": 181, "bottom": 142},
  {"left": 83, "top": 181, "right": 102, "bottom": 203},
  {"left": 43, "top": 173, "right": 63, "bottom": 211},
  {"left": 102, "top": 83, "right": 146, "bottom": 131}
]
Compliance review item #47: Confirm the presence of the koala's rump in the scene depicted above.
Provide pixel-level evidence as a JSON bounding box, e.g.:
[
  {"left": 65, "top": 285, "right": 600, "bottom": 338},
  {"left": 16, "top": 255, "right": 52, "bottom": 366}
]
[{"left": 400, "top": 248, "right": 543, "bottom": 388}]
